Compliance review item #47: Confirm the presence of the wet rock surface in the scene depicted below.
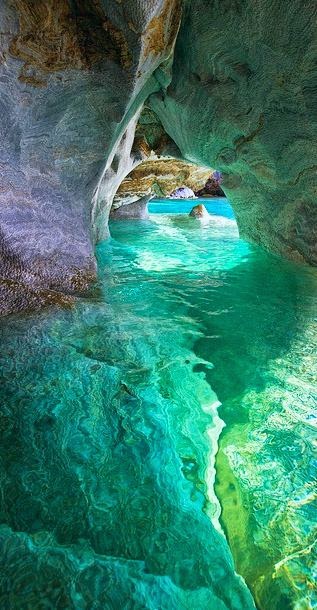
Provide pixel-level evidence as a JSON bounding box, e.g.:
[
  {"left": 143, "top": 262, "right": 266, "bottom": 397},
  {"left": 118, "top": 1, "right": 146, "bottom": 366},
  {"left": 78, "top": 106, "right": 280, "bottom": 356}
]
[
  {"left": 0, "top": 0, "right": 182, "bottom": 312},
  {"left": 189, "top": 203, "right": 210, "bottom": 219},
  {"left": 0, "top": 0, "right": 316, "bottom": 313},
  {"left": 150, "top": 0, "right": 317, "bottom": 265}
]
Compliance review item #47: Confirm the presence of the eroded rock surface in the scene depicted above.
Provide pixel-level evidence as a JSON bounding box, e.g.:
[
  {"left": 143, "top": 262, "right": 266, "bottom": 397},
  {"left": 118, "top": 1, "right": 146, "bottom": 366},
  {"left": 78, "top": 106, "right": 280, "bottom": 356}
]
[
  {"left": 150, "top": 0, "right": 317, "bottom": 264},
  {"left": 113, "top": 158, "right": 210, "bottom": 210},
  {"left": 0, "top": 0, "right": 182, "bottom": 311},
  {"left": 195, "top": 172, "right": 225, "bottom": 198},
  {"left": 170, "top": 185, "right": 195, "bottom": 198},
  {"left": 110, "top": 194, "right": 151, "bottom": 220},
  {"left": 0, "top": 0, "right": 317, "bottom": 314},
  {"left": 189, "top": 203, "right": 210, "bottom": 219}
]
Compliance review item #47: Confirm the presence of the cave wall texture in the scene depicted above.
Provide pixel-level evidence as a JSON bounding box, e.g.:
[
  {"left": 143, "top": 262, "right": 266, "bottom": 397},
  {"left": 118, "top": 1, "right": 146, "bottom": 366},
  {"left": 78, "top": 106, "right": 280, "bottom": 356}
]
[
  {"left": 0, "top": 0, "right": 182, "bottom": 313},
  {"left": 150, "top": 0, "right": 317, "bottom": 265},
  {"left": 0, "top": 0, "right": 316, "bottom": 312}
]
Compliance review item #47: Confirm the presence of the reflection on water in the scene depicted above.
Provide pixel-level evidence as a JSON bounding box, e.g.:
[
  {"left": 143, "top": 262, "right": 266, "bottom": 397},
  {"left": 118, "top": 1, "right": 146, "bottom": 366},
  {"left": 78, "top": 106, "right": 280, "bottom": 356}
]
[{"left": 0, "top": 201, "right": 316, "bottom": 609}]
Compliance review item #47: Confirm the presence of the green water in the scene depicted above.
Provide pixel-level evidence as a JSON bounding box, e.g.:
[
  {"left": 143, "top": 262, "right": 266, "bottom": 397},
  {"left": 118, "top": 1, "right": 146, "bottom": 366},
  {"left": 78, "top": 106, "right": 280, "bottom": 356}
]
[{"left": 0, "top": 209, "right": 316, "bottom": 609}]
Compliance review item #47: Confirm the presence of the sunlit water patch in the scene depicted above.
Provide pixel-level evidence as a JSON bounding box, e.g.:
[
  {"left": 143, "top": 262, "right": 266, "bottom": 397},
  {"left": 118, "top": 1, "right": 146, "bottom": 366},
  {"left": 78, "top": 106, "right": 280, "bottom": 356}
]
[
  {"left": 0, "top": 200, "right": 316, "bottom": 609},
  {"left": 148, "top": 197, "right": 235, "bottom": 219}
]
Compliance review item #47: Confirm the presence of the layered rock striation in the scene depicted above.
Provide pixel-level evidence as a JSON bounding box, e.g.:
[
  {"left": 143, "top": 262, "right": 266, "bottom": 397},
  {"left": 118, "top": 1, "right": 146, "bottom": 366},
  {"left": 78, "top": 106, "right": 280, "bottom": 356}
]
[
  {"left": 0, "top": 0, "right": 182, "bottom": 312},
  {"left": 150, "top": 0, "right": 317, "bottom": 264},
  {"left": 195, "top": 172, "right": 225, "bottom": 198},
  {"left": 0, "top": 0, "right": 317, "bottom": 313},
  {"left": 112, "top": 158, "right": 210, "bottom": 212}
]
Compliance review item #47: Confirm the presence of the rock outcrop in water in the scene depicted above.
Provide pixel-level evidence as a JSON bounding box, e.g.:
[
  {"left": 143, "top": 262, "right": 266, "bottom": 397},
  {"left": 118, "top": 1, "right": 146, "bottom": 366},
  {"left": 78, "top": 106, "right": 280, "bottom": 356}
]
[
  {"left": 0, "top": 0, "right": 316, "bottom": 310},
  {"left": 189, "top": 203, "right": 210, "bottom": 219}
]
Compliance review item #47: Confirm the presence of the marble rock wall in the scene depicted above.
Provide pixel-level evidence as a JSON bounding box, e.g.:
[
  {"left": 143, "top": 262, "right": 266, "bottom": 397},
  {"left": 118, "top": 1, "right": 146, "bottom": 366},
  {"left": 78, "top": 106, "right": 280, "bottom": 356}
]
[
  {"left": 1, "top": 0, "right": 317, "bottom": 313},
  {"left": 0, "top": 0, "right": 182, "bottom": 312},
  {"left": 110, "top": 194, "right": 151, "bottom": 220},
  {"left": 150, "top": 0, "right": 317, "bottom": 265},
  {"left": 112, "top": 158, "right": 211, "bottom": 211}
]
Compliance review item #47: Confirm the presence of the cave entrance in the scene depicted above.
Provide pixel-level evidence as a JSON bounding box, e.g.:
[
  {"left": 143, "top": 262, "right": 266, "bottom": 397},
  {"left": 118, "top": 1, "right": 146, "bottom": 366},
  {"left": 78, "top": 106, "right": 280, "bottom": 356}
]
[
  {"left": 109, "top": 157, "right": 236, "bottom": 225},
  {"left": 105, "top": 156, "right": 242, "bottom": 278}
]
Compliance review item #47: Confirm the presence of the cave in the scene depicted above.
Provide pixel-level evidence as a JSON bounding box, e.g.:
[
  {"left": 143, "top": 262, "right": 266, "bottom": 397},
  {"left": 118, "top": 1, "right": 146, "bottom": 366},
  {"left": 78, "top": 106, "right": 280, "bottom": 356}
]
[{"left": 0, "top": 2, "right": 316, "bottom": 609}]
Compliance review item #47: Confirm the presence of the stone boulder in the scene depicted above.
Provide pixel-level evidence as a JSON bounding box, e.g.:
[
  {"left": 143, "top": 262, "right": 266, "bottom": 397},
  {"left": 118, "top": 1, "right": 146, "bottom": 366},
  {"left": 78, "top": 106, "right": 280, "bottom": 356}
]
[{"left": 189, "top": 203, "right": 210, "bottom": 219}]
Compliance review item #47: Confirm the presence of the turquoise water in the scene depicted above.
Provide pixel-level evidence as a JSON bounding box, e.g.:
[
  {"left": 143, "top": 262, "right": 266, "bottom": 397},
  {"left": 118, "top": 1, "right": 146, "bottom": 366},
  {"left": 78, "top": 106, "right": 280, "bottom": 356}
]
[
  {"left": 0, "top": 200, "right": 316, "bottom": 609},
  {"left": 148, "top": 197, "right": 235, "bottom": 218}
]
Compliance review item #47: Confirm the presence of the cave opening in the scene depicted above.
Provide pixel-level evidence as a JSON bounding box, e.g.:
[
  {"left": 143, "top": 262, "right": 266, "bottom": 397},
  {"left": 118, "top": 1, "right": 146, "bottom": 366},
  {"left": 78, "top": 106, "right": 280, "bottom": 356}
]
[
  {"left": 92, "top": 156, "right": 317, "bottom": 610},
  {"left": 0, "top": 1, "right": 316, "bottom": 609},
  {"left": 108, "top": 155, "right": 235, "bottom": 223}
]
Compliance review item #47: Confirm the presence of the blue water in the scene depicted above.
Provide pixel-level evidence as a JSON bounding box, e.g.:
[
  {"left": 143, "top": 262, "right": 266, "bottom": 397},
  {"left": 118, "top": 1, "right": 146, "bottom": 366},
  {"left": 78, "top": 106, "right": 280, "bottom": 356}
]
[
  {"left": 149, "top": 197, "right": 234, "bottom": 218},
  {"left": 0, "top": 198, "right": 316, "bottom": 609}
]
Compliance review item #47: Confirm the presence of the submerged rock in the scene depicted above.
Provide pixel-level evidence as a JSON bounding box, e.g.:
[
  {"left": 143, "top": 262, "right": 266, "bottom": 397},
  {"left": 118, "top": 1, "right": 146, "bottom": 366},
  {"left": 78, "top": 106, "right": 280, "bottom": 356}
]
[{"left": 189, "top": 204, "right": 210, "bottom": 219}]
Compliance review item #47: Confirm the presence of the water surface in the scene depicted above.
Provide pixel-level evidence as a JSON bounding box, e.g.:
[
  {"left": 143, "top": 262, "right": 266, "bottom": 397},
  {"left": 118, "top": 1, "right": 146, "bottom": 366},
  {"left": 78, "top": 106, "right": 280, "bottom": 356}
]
[
  {"left": 0, "top": 199, "right": 316, "bottom": 609},
  {"left": 148, "top": 197, "right": 234, "bottom": 218}
]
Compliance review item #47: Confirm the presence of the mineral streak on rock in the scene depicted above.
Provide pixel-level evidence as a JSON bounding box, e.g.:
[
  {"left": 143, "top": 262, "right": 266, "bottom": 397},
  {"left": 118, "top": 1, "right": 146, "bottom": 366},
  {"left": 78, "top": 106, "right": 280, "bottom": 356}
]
[
  {"left": 142, "top": 0, "right": 182, "bottom": 58},
  {"left": 0, "top": 0, "right": 182, "bottom": 313},
  {"left": 9, "top": 0, "right": 118, "bottom": 73},
  {"left": 0, "top": 0, "right": 317, "bottom": 315},
  {"left": 150, "top": 0, "right": 317, "bottom": 265},
  {"left": 113, "top": 158, "right": 210, "bottom": 210}
]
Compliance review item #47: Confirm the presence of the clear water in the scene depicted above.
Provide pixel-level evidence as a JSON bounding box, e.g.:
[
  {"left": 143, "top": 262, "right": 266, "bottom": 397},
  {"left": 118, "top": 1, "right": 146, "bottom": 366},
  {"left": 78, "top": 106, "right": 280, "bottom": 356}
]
[
  {"left": 0, "top": 199, "right": 316, "bottom": 609},
  {"left": 148, "top": 197, "right": 235, "bottom": 218}
]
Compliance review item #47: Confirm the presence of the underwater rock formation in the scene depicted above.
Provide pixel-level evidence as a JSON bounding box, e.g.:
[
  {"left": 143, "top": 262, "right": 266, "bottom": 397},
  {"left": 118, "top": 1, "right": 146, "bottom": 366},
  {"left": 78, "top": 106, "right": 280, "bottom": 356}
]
[{"left": 0, "top": 0, "right": 316, "bottom": 311}]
